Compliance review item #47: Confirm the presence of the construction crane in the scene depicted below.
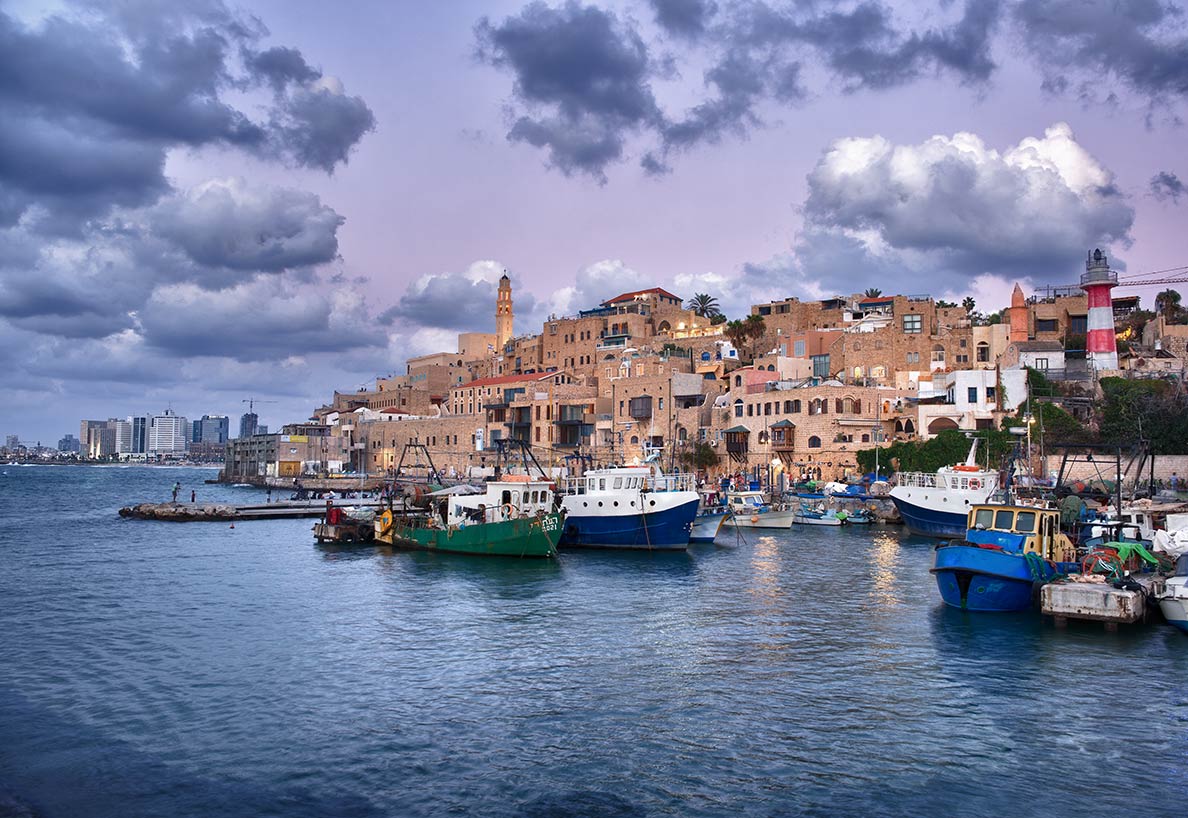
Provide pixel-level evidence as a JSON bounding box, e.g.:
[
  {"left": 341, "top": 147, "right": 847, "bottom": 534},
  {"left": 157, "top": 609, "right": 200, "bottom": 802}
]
[
  {"left": 242, "top": 398, "right": 278, "bottom": 413},
  {"left": 1115, "top": 264, "right": 1188, "bottom": 288}
]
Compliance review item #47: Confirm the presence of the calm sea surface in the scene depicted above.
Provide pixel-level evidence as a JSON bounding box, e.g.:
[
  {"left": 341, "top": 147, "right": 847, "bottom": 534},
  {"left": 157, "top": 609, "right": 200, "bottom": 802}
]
[{"left": 0, "top": 465, "right": 1184, "bottom": 817}]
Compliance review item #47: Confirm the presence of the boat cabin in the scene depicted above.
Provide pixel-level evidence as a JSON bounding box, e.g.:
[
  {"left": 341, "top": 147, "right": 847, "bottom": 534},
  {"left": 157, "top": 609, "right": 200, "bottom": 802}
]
[
  {"left": 967, "top": 504, "right": 1075, "bottom": 562},
  {"left": 727, "top": 491, "right": 770, "bottom": 511},
  {"left": 445, "top": 477, "right": 556, "bottom": 525},
  {"left": 562, "top": 466, "right": 695, "bottom": 495}
]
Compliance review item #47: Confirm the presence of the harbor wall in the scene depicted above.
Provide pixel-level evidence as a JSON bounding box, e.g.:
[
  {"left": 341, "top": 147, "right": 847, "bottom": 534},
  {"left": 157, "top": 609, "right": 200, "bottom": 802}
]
[{"left": 1043, "top": 454, "right": 1188, "bottom": 486}]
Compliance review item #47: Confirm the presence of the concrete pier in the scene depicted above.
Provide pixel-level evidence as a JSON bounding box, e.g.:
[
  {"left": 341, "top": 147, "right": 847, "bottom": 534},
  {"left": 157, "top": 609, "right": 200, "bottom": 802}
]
[
  {"left": 1041, "top": 575, "right": 1165, "bottom": 627},
  {"left": 119, "top": 499, "right": 399, "bottom": 522}
]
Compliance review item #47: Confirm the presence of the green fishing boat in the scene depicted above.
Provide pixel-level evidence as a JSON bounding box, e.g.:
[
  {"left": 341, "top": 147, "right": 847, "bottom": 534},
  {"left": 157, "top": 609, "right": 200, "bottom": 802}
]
[{"left": 374, "top": 478, "right": 563, "bottom": 558}]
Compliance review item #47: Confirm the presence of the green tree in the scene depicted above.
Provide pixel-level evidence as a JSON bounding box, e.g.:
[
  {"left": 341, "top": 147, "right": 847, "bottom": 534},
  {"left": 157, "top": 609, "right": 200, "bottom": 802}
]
[
  {"left": 724, "top": 319, "right": 750, "bottom": 357},
  {"left": 1099, "top": 377, "right": 1188, "bottom": 453},
  {"left": 687, "top": 293, "right": 722, "bottom": 319},
  {"left": 1155, "top": 289, "right": 1182, "bottom": 320},
  {"left": 744, "top": 313, "right": 767, "bottom": 358},
  {"left": 937, "top": 299, "right": 957, "bottom": 309},
  {"left": 864, "top": 288, "right": 882, "bottom": 298},
  {"left": 680, "top": 441, "right": 720, "bottom": 471}
]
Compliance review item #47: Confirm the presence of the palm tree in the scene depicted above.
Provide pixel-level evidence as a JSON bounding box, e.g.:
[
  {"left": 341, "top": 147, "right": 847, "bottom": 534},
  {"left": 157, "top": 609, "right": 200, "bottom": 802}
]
[
  {"left": 1155, "top": 289, "right": 1182, "bottom": 320},
  {"left": 962, "top": 296, "right": 976, "bottom": 314},
  {"left": 724, "top": 319, "right": 749, "bottom": 357},
  {"left": 744, "top": 313, "right": 767, "bottom": 358},
  {"left": 686, "top": 293, "right": 721, "bottom": 318},
  {"left": 863, "top": 288, "right": 882, "bottom": 298}
]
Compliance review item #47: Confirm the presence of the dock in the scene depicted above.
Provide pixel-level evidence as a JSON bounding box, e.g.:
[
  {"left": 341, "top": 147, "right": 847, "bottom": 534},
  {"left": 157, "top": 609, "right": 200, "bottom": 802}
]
[
  {"left": 1041, "top": 574, "right": 1166, "bottom": 629},
  {"left": 119, "top": 499, "right": 400, "bottom": 522}
]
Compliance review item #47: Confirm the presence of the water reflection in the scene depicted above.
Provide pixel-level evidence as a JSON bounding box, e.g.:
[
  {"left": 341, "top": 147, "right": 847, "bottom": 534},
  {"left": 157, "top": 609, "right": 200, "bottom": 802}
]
[
  {"left": 747, "top": 535, "right": 784, "bottom": 608},
  {"left": 868, "top": 532, "right": 903, "bottom": 611}
]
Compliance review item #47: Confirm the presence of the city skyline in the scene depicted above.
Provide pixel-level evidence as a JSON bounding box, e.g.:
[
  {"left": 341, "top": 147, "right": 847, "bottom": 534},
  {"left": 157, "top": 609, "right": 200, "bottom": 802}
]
[{"left": 3, "top": 0, "right": 1188, "bottom": 442}]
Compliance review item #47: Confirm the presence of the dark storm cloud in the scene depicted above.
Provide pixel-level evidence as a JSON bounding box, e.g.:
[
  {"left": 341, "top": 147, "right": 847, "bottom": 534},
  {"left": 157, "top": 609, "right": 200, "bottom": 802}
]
[
  {"left": 1151, "top": 171, "right": 1186, "bottom": 203},
  {"left": 476, "top": 1, "right": 662, "bottom": 180},
  {"left": 150, "top": 179, "right": 344, "bottom": 273},
  {"left": 1014, "top": 0, "right": 1188, "bottom": 103},
  {"left": 649, "top": 0, "right": 717, "bottom": 38},
  {"left": 0, "top": 4, "right": 372, "bottom": 229},
  {"left": 478, "top": 0, "right": 1000, "bottom": 178},
  {"left": 244, "top": 45, "right": 322, "bottom": 92}
]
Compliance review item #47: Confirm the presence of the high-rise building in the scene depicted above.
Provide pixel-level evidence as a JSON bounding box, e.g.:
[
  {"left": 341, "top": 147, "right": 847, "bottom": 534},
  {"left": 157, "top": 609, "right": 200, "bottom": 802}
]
[
  {"left": 58, "top": 434, "right": 80, "bottom": 453},
  {"left": 239, "top": 411, "right": 259, "bottom": 438},
  {"left": 113, "top": 419, "right": 133, "bottom": 454},
  {"left": 131, "top": 416, "right": 149, "bottom": 454},
  {"left": 5, "top": 434, "right": 19, "bottom": 449},
  {"left": 148, "top": 410, "right": 188, "bottom": 455},
  {"left": 194, "top": 415, "right": 230, "bottom": 444}
]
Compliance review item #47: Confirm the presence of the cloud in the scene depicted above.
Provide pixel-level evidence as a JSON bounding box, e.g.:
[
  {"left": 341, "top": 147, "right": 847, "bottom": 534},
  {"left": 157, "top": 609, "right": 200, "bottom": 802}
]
[
  {"left": 379, "top": 261, "right": 540, "bottom": 333},
  {"left": 151, "top": 178, "right": 344, "bottom": 275},
  {"left": 476, "top": 1, "right": 661, "bottom": 180},
  {"left": 138, "top": 276, "right": 386, "bottom": 362},
  {"left": 0, "top": 4, "right": 373, "bottom": 230},
  {"left": 477, "top": 0, "right": 1001, "bottom": 178},
  {"left": 1151, "top": 170, "right": 1186, "bottom": 203},
  {"left": 544, "top": 259, "right": 648, "bottom": 316},
  {"left": 1014, "top": 0, "right": 1188, "bottom": 106},
  {"left": 746, "top": 123, "right": 1135, "bottom": 296},
  {"left": 649, "top": 0, "right": 718, "bottom": 39}
]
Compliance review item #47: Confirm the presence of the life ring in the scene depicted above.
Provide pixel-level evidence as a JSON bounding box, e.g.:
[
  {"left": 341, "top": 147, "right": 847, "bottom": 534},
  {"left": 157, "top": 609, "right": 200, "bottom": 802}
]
[
  {"left": 968, "top": 478, "right": 981, "bottom": 490},
  {"left": 377, "top": 510, "right": 394, "bottom": 535},
  {"left": 502, "top": 503, "right": 516, "bottom": 520}
]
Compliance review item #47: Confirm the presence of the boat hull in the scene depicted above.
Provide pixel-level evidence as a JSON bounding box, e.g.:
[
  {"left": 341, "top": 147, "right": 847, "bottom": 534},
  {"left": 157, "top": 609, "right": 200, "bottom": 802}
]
[
  {"left": 560, "top": 496, "right": 698, "bottom": 550},
  {"left": 1160, "top": 578, "right": 1188, "bottom": 633},
  {"left": 889, "top": 494, "right": 971, "bottom": 539},
  {"left": 930, "top": 544, "right": 1052, "bottom": 612},
  {"left": 377, "top": 513, "right": 562, "bottom": 557},
  {"left": 690, "top": 511, "right": 728, "bottom": 543},
  {"left": 793, "top": 514, "right": 842, "bottom": 526},
  {"left": 724, "top": 509, "right": 797, "bottom": 529}
]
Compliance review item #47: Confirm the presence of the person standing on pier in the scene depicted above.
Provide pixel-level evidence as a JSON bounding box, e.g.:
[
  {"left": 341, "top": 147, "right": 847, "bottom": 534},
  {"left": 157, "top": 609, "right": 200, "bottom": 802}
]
[
  {"left": 171, "top": 482, "right": 180, "bottom": 503},
  {"left": 190, "top": 490, "right": 196, "bottom": 503}
]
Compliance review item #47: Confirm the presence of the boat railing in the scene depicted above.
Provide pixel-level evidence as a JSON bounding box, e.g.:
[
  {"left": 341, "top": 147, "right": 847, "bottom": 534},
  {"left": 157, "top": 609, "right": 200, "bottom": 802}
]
[
  {"left": 895, "top": 472, "right": 942, "bottom": 489},
  {"left": 561, "top": 472, "right": 698, "bottom": 494}
]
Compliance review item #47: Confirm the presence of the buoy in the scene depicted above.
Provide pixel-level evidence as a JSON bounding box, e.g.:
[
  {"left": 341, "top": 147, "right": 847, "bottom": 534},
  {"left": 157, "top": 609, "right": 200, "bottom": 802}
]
[{"left": 751, "top": 515, "right": 759, "bottom": 523}]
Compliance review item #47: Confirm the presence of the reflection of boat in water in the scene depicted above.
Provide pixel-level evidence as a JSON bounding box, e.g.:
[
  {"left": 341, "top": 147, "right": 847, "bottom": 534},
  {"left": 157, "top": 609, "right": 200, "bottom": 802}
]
[
  {"left": 559, "top": 466, "right": 699, "bottom": 550},
  {"left": 931, "top": 504, "right": 1077, "bottom": 612},
  {"left": 890, "top": 440, "right": 1000, "bottom": 538},
  {"left": 375, "top": 478, "right": 562, "bottom": 558},
  {"left": 722, "top": 490, "right": 797, "bottom": 529}
]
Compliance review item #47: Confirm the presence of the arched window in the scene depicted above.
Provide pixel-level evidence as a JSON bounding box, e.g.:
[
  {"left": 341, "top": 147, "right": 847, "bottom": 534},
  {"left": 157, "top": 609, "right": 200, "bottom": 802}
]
[
  {"left": 630, "top": 435, "right": 639, "bottom": 444},
  {"left": 861, "top": 434, "right": 870, "bottom": 442},
  {"left": 678, "top": 427, "right": 688, "bottom": 442},
  {"left": 784, "top": 400, "right": 793, "bottom": 413},
  {"left": 735, "top": 375, "right": 743, "bottom": 387},
  {"left": 767, "top": 364, "right": 776, "bottom": 371},
  {"left": 853, "top": 366, "right": 864, "bottom": 379},
  {"left": 843, "top": 398, "right": 855, "bottom": 414},
  {"left": 734, "top": 399, "right": 744, "bottom": 418},
  {"left": 976, "top": 342, "right": 990, "bottom": 363},
  {"left": 808, "top": 435, "right": 822, "bottom": 448},
  {"left": 904, "top": 419, "right": 916, "bottom": 434}
]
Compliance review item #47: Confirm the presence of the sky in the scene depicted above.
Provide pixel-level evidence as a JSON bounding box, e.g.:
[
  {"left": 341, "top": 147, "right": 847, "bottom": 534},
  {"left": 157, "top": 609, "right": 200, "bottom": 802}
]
[{"left": 1, "top": 0, "right": 1186, "bottom": 444}]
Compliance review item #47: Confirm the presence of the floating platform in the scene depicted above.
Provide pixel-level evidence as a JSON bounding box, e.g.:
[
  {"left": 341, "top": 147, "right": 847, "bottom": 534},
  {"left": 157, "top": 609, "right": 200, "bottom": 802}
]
[
  {"left": 1041, "top": 574, "right": 1166, "bottom": 628},
  {"left": 119, "top": 499, "right": 395, "bottom": 522},
  {"left": 313, "top": 520, "right": 375, "bottom": 543}
]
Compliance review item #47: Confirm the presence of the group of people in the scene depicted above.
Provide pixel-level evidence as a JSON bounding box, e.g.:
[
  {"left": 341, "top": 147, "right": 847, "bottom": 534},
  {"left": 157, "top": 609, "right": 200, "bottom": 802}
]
[{"left": 170, "top": 482, "right": 195, "bottom": 504}]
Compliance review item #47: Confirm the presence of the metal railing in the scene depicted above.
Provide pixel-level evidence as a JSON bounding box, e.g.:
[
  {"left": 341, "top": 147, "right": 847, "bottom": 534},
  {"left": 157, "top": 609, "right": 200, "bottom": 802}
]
[{"left": 562, "top": 471, "right": 698, "bottom": 495}]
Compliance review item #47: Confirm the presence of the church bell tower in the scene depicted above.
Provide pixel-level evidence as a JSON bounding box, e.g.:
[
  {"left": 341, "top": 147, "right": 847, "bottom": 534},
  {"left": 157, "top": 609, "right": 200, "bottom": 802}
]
[{"left": 496, "top": 273, "right": 514, "bottom": 350}]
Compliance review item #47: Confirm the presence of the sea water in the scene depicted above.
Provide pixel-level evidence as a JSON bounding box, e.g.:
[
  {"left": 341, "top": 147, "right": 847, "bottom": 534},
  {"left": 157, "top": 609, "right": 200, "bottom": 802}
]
[{"left": 1, "top": 465, "right": 1184, "bottom": 817}]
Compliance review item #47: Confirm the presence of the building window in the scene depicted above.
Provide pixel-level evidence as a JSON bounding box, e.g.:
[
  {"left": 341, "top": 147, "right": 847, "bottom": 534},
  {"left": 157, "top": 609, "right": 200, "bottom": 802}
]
[
  {"left": 903, "top": 314, "right": 922, "bottom": 333},
  {"left": 932, "top": 345, "right": 945, "bottom": 363},
  {"left": 734, "top": 399, "right": 744, "bottom": 418},
  {"left": 747, "top": 404, "right": 754, "bottom": 417},
  {"left": 764, "top": 403, "right": 772, "bottom": 415},
  {"left": 1034, "top": 358, "right": 1049, "bottom": 370},
  {"left": 808, "top": 435, "right": 822, "bottom": 448},
  {"left": 1069, "top": 316, "right": 1087, "bottom": 334},
  {"left": 968, "top": 387, "right": 978, "bottom": 403},
  {"left": 784, "top": 400, "right": 793, "bottom": 413},
  {"left": 959, "top": 339, "right": 967, "bottom": 348},
  {"left": 811, "top": 354, "right": 830, "bottom": 378},
  {"left": 986, "top": 386, "right": 996, "bottom": 402},
  {"left": 735, "top": 375, "right": 743, "bottom": 387},
  {"left": 906, "top": 352, "right": 919, "bottom": 364},
  {"left": 1036, "top": 318, "right": 1058, "bottom": 333},
  {"left": 976, "top": 342, "right": 990, "bottom": 363},
  {"left": 791, "top": 400, "right": 801, "bottom": 413},
  {"left": 956, "top": 354, "right": 969, "bottom": 363}
]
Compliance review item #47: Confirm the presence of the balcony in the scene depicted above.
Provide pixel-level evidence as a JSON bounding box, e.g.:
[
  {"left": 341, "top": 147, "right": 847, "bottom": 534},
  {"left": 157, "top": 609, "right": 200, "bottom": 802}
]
[
  {"left": 628, "top": 396, "right": 653, "bottom": 419},
  {"left": 770, "top": 420, "right": 795, "bottom": 451}
]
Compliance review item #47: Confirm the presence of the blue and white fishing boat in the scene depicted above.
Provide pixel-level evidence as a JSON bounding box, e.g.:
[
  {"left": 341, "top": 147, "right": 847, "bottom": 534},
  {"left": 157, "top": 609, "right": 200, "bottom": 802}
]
[
  {"left": 690, "top": 488, "right": 731, "bottom": 543},
  {"left": 722, "top": 490, "right": 798, "bottom": 529},
  {"left": 559, "top": 465, "right": 699, "bottom": 550},
  {"left": 792, "top": 501, "right": 843, "bottom": 526},
  {"left": 890, "top": 440, "right": 1000, "bottom": 538},
  {"left": 931, "top": 504, "right": 1078, "bottom": 612}
]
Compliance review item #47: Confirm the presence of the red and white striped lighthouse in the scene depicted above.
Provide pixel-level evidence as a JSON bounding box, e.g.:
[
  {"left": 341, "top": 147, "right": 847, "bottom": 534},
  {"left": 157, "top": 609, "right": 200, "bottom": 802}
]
[{"left": 1080, "top": 248, "right": 1118, "bottom": 371}]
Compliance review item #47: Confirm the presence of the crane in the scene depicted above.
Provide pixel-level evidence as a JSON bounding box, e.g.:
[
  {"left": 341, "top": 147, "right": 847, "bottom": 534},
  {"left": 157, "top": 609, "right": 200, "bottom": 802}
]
[
  {"left": 1115, "top": 264, "right": 1188, "bottom": 288},
  {"left": 242, "top": 398, "right": 278, "bottom": 413}
]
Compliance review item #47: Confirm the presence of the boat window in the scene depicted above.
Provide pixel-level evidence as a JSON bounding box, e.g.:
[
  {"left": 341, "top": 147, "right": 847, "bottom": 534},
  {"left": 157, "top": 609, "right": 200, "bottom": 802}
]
[
  {"left": 613, "top": 477, "right": 623, "bottom": 489},
  {"left": 1015, "top": 511, "right": 1036, "bottom": 533},
  {"left": 502, "top": 490, "right": 512, "bottom": 505},
  {"left": 994, "top": 509, "right": 1014, "bottom": 530},
  {"left": 588, "top": 479, "right": 595, "bottom": 492},
  {"left": 599, "top": 478, "right": 606, "bottom": 491},
  {"left": 959, "top": 478, "right": 968, "bottom": 490},
  {"left": 973, "top": 508, "right": 994, "bottom": 529}
]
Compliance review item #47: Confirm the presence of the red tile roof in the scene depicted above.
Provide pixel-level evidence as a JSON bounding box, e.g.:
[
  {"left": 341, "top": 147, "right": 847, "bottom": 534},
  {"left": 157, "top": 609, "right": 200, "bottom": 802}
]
[
  {"left": 602, "top": 287, "right": 682, "bottom": 305},
  {"left": 453, "top": 371, "right": 562, "bottom": 390}
]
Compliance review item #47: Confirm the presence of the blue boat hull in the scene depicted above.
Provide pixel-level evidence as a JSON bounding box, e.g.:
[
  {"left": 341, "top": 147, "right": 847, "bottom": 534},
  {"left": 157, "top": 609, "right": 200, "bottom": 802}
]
[
  {"left": 891, "top": 496, "right": 969, "bottom": 539},
  {"left": 930, "top": 544, "right": 1051, "bottom": 612},
  {"left": 560, "top": 498, "right": 699, "bottom": 550}
]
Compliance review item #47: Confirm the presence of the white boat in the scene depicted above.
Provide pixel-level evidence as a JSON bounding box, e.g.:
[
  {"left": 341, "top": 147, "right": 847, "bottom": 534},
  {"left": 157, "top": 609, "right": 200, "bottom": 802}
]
[
  {"left": 792, "top": 502, "right": 843, "bottom": 526},
  {"left": 559, "top": 465, "right": 700, "bottom": 550},
  {"left": 1159, "top": 554, "right": 1188, "bottom": 634},
  {"left": 889, "top": 440, "right": 1000, "bottom": 538},
  {"left": 722, "top": 490, "right": 797, "bottom": 529}
]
